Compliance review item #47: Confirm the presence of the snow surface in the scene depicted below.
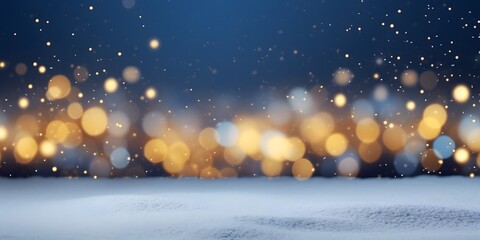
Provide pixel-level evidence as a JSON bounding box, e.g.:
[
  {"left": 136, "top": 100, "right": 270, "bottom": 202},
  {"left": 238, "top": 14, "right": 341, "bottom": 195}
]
[{"left": 0, "top": 177, "right": 479, "bottom": 240}]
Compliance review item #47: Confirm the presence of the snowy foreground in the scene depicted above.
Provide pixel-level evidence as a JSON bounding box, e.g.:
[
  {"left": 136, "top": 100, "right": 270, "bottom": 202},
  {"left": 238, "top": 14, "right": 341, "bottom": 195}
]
[{"left": 1, "top": 177, "right": 479, "bottom": 240}]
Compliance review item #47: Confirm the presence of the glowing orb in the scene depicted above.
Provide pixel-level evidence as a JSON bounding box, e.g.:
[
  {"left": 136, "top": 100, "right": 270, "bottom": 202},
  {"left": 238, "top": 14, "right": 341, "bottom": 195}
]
[
  {"left": 452, "top": 84, "right": 470, "bottom": 103},
  {"left": 81, "top": 107, "right": 108, "bottom": 136}
]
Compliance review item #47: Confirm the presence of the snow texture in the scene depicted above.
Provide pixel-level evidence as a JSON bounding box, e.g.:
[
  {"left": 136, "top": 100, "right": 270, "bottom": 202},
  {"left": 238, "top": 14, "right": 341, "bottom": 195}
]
[{"left": 0, "top": 176, "right": 479, "bottom": 239}]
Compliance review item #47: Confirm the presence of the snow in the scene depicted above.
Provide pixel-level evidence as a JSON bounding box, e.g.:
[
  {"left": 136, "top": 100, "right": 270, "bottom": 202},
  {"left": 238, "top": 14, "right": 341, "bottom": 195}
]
[{"left": 0, "top": 176, "right": 479, "bottom": 239}]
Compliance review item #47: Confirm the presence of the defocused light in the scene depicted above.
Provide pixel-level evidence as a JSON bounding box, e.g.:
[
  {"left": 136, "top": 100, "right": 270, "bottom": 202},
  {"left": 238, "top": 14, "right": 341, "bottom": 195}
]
[
  {"left": 73, "top": 66, "right": 89, "bottom": 82},
  {"left": 15, "top": 63, "right": 27, "bottom": 76},
  {"left": 288, "top": 87, "right": 313, "bottom": 114},
  {"left": 46, "top": 75, "right": 72, "bottom": 100},
  {"left": 260, "top": 130, "right": 289, "bottom": 161},
  {"left": 406, "top": 100, "right": 416, "bottom": 111},
  {"left": 236, "top": 127, "right": 260, "bottom": 156},
  {"left": 45, "top": 120, "right": 69, "bottom": 143},
  {"left": 458, "top": 115, "right": 480, "bottom": 152},
  {"left": 67, "top": 102, "right": 83, "bottom": 120},
  {"left": 108, "top": 111, "right": 131, "bottom": 137},
  {"left": 81, "top": 107, "right": 108, "bottom": 136},
  {"left": 38, "top": 65, "right": 46, "bottom": 74},
  {"left": 432, "top": 135, "right": 455, "bottom": 159},
  {"left": 325, "top": 133, "right": 348, "bottom": 156},
  {"left": 145, "top": 87, "right": 157, "bottom": 100},
  {"left": 373, "top": 84, "right": 388, "bottom": 102},
  {"left": 261, "top": 159, "right": 283, "bottom": 177},
  {"left": 142, "top": 111, "right": 167, "bottom": 138},
  {"left": 419, "top": 70, "right": 438, "bottom": 90},
  {"left": 18, "top": 97, "right": 29, "bottom": 109},
  {"left": 383, "top": 125, "right": 406, "bottom": 152},
  {"left": 110, "top": 148, "right": 130, "bottom": 169},
  {"left": 122, "top": 66, "right": 141, "bottom": 83},
  {"left": 292, "top": 158, "right": 314, "bottom": 180},
  {"left": 333, "top": 68, "right": 353, "bottom": 86},
  {"left": 224, "top": 146, "right": 246, "bottom": 165},
  {"left": 423, "top": 104, "right": 447, "bottom": 126},
  {"left": 0, "top": 126, "right": 7, "bottom": 141},
  {"left": 358, "top": 142, "right": 382, "bottom": 163},
  {"left": 351, "top": 99, "right": 374, "bottom": 123},
  {"left": 267, "top": 100, "right": 292, "bottom": 125},
  {"left": 62, "top": 122, "right": 83, "bottom": 148},
  {"left": 452, "top": 84, "right": 470, "bottom": 103},
  {"left": 454, "top": 147, "right": 470, "bottom": 165},
  {"left": 356, "top": 118, "right": 380, "bottom": 143},
  {"left": 144, "top": 139, "right": 168, "bottom": 163},
  {"left": 337, "top": 157, "right": 359, "bottom": 177},
  {"left": 333, "top": 93, "right": 347, "bottom": 108},
  {"left": 104, "top": 77, "right": 119, "bottom": 93},
  {"left": 164, "top": 141, "right": 190, "bottom": 174},
  {"left": 198, "top": 127, "right": 219, "bottom": 150},
  {"left": 200, "top": 167, "right": 222, "bottom": 179},
  {"left": 149, "top": 38, "right": 161, "bottom": 50},
  {"left": 215, "top": 121, "right": 238, "bottom": 147},
  {"left": 39, "top": 140, "right": 57, "bottom": 157},
  {"left": 300, "top": 112, "right": 335, "bottom": 143},
  {"left": 14, "top": 136, "right": 38, "bottom": 164},
  {"left": 400, "top": 69, "right": 418, "bottom": 87},
  {"left": 421, "top": 149, "right": 442, "bottom": 172}
]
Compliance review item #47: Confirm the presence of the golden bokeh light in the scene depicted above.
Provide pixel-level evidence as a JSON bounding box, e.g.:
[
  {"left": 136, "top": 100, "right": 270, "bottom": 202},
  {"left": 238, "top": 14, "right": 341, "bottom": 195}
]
[
  {"left": 292, "top": 158, "right": 314, "bottom": 180},
  {"left": 18, "top": 97, "right": 29, "bottom": 109},
  {"left": 198, "top": 127, "right": 219, "bottom": 150},
  {"left": 0, "top": 126, "right": 8, "bottom": 141},
  {"left": 39, "top": 140, "right": 57, "bottom": 157},
  {"left": 262, "top": 131, "right": 290, "bottom": 161},
  {"left": 453, "top": 147, "right": 470, "bottom": 165},
  {"left": 200, "top": 167, "right": 222, "bottom": 179},
  {"left": 14, "top": 136, "right": 38, "bottom": 164},
  {"left": 356, "top": 118, "right": 380, "bottom": 144},
  {"left": 358, "top": 142, "right": 382, "bottom": 163},
  {"left": 423, "top": 103, "right": 447, "bottom": 126},
  {"left": 224, "top": 146, "right": 246, "bottom": 165},
  {"left": 406, "top": 100, "right": 416, "bottom": 111},
  {"left": 164, "top": 141, "right": 190, "bottom": 174},
  {"left": 81, "top": 107, "right": 108, "bottom": 136},
  {"left": 38, "top": 65, "right": 46, "bottom": 74},
  {"left": 283, "top": 137, "right": 306, "bottom": 161},
  {"left": 149, "top": 38, "right": 161, "bottom": 50},
  {"left": 452, "top": 84, "right": 470, "bottom": 104},
  {"left": 67, "top": 102, "right": 84, "bottom": 120},
  {"left": 104, "top": 77, "right": 119, "bottom": 93},
  {"left": 144, "top": 139, "right": 168, "bottom": 163},
  {"left": 145, "top": 87, "right": 157, "bottom": 100},
  {"left": 15, "top": 114, "right": 39, "bottom": 136},
  {"left": 382, "top": 125, "right": 406, "bottom": 152},
  {"left": 62, "top": 122, "right": 83, "bottom": 148},
  {"left": 325, "top": 133, "right": 348, "bottom": 156},
  {"left": 45, "top": 120, "right": 69, "bottom": 143},
  {"left": 261, "top": 159, "right": 284, "bottom": 177},
  {"left": 237, "top": 128, "right": 261, "bottom": 156},
  {"left": 417, "top": 117, "right": 442, "bottom": 140},
  {"left": 46, "top": 75, "right": 72, "bottom": 100},
  {"left": 300, "top": 112, "right": 335, "bottom": 143},
  {"left": 333, "top": 93, "right": 347, "bottom": 108}
]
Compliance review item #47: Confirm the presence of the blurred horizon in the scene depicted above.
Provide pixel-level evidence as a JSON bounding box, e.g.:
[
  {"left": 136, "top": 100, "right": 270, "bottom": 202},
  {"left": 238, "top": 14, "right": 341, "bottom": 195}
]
[{"left": 0, "top": 0, "right": 479, "bottom": 178}]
